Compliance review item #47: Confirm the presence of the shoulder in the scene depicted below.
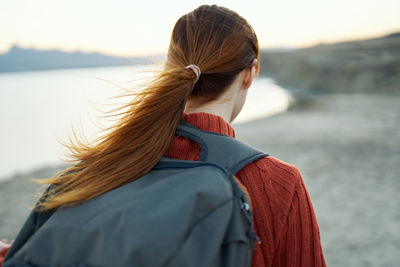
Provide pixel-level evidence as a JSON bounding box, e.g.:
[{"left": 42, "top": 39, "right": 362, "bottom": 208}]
[
  {"left": 256, "top": 156, "right": 301, "bottom": 178},
  {"left": 236, "top": 156, "right": 304, "bottom": 220},
  {"left": 238, "top": 155, "right": 303, "bottom": 193}
]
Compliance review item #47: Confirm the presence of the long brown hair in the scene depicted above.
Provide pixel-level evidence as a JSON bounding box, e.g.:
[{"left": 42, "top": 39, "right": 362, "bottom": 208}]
[{"left": 37, "top": 5, "right": 259, "bottom": 211}]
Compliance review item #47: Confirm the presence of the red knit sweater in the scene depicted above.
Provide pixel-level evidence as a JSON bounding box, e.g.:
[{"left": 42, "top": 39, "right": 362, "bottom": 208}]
[
  {"left": 0, "top": 113, "right": 326, "bottom": 267},
  {"left": 165, "top": 113, "right": 326, "bottom": 267},
  {"left": 0, "top": 249, "right": 7, "bottom": 267}
]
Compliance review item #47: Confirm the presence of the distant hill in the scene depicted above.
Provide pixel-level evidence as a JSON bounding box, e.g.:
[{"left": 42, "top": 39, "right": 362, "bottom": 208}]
[
  {"left": 0, "top": 46, "right": 153, "bottom": 73},
  {"left": 259, "top": 32, "right": 400, "bottom": 94}
]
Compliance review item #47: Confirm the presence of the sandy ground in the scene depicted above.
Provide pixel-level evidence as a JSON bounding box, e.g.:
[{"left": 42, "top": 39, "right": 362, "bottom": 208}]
[{"left": 1, "top": 94, "right": 399, "bottom": 266}]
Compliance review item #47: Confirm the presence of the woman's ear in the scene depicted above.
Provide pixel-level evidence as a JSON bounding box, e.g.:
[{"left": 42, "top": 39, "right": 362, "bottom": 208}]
[{"left": 242, "top": 59, "right": 258, "bottom": 90}]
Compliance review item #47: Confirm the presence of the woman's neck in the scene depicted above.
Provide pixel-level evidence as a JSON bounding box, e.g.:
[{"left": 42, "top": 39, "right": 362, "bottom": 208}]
[
  {"left": 184, "top": 73, "right": 244, "bottom": 123},
  {"left": 184, "top": 100, "right": 233, "bottom": 123}
]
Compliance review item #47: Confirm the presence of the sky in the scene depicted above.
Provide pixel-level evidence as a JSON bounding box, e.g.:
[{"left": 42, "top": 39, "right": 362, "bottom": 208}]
[{"left": 1, "top": 0, "right": 399, "bottom": 57}]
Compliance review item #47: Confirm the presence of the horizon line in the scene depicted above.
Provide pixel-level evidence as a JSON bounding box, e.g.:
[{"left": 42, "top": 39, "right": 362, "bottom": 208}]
[{"left": 1, "top": 28, "right": 399, "bottom": 58}]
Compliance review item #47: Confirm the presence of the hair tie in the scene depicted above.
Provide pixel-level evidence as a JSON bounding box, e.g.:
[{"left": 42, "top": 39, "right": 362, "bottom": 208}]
[{"left": 185, "top": 64, "right": 201, "bottom": 83}]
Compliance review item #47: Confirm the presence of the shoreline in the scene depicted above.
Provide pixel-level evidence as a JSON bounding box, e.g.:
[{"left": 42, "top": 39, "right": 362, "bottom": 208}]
[
  {"left": 0, "top": 163, "right": 66, "bottom": 183},
  {"left": 0, "top": 69, "right": 287, "bottom": 180}
]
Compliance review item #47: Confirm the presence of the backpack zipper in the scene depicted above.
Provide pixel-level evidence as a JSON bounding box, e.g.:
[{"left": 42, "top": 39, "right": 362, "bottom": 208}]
[{"left": 240, "top": 196, "right": 261, "bottom": 247}]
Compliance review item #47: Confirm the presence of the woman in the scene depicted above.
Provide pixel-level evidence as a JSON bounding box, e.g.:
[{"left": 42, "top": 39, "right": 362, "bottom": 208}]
[{"left": 2, "top": 5, "right": 326, "bottom": 267}]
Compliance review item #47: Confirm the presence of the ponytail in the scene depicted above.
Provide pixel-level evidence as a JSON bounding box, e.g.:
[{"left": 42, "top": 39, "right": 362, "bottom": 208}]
[
  {"left": 37, "top": 67, "right": 197, "bottom": 210},
  {"left": 37, "top": 4, "right": 259, "bottom": 210}
]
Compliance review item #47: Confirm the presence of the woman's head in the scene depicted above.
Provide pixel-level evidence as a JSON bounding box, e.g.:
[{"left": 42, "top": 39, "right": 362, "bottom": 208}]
[
  {"left": 167, "top": 5, "right": 259, "bottom": 102},
  {"left": 37, "top": 5, "right": 259, "bottom": 211}
]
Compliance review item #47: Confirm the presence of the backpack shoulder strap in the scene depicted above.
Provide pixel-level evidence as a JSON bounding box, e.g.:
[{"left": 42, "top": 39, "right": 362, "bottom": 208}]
[{"left": 174, "top": 120, "right": 268, "bottom": 174}]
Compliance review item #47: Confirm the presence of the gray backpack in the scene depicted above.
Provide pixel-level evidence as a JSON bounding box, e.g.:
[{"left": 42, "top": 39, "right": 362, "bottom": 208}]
[{"left": 4, "top": 121, "right": 267, "bottom": 267}]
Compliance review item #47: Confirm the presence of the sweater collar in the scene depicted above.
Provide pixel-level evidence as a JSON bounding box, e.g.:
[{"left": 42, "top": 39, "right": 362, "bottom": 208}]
[{"left": 182, "top": 112, "right": 236, "bottom": 138}]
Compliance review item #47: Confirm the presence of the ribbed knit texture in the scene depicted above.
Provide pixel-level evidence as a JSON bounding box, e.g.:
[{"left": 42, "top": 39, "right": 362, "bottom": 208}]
[{"left": 165, "top": 112, "right": 327, "bottom": 267}]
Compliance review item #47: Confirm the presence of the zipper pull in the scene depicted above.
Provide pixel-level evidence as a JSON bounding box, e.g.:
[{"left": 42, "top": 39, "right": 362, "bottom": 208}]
[{"left": 240, "top": 197, "right": 262, "bottom": 248}]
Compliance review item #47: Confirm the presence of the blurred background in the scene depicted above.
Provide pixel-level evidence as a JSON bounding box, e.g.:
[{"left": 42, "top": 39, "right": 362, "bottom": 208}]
[{"left": 0, "top": 0, "right": 399, "bottom": 266}]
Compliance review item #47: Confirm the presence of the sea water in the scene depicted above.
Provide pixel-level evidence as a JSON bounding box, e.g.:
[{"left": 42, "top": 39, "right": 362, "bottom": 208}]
[{"left": 0, "top": 65, "right": 291, "bottom": 179}]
